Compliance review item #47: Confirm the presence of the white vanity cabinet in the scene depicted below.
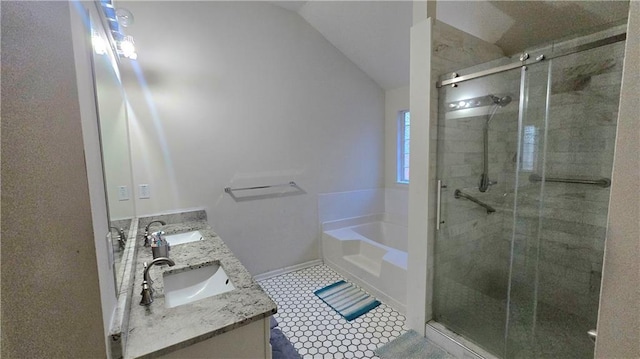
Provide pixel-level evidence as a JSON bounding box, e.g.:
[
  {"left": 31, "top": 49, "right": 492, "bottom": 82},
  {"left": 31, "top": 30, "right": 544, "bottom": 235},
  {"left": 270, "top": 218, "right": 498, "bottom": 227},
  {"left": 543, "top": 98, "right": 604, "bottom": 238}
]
[{"left": 158, "top": 317, "right": 272, "bottom": 359}]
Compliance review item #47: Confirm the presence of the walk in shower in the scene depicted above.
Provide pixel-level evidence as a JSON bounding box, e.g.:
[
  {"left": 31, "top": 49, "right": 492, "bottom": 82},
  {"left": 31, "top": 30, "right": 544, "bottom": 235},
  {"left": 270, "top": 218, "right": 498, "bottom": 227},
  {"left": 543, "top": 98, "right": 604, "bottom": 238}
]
[{"left": 432, "top": 25, "right": 626, "bottom": 359}]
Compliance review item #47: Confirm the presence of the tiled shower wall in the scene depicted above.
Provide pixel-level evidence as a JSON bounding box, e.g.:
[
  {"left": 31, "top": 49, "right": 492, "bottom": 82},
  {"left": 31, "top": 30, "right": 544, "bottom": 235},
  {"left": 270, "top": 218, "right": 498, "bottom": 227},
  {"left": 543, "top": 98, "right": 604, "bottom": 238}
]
[{"left": 435, "top": 105, "right": 517, "bottom": 299}]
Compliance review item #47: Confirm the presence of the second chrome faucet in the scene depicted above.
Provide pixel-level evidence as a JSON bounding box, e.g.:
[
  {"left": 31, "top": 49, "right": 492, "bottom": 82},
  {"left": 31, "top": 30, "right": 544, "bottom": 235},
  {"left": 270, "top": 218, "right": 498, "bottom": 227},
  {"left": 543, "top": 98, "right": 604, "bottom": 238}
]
[{"left": 140, "top": 257, "right": 175, "bottom": 306}]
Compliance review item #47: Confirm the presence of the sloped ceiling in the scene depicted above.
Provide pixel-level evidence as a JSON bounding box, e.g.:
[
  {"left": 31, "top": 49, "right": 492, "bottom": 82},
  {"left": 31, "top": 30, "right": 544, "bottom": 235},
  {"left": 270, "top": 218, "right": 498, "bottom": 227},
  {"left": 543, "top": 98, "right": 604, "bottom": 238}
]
[
  {"left": 273, "top": 1, "right": 629, "bottom": 90},
  {"left": 295, "top": 1, "right": 412, "bottom": 90}
]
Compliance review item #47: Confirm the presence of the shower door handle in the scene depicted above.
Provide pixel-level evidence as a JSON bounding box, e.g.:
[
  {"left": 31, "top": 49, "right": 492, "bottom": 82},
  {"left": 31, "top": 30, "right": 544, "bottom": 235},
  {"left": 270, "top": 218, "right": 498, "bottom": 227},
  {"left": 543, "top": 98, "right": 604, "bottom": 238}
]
[{"left": 436, "top": 180, "right": 446, "bottom": 230}]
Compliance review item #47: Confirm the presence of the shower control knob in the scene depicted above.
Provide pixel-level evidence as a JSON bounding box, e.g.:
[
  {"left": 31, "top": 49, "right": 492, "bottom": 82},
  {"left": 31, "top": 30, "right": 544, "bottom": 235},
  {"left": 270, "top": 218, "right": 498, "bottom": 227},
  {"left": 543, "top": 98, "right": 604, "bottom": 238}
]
[{"left": 520, "top": 52, "right": 530, "bottom": 61}]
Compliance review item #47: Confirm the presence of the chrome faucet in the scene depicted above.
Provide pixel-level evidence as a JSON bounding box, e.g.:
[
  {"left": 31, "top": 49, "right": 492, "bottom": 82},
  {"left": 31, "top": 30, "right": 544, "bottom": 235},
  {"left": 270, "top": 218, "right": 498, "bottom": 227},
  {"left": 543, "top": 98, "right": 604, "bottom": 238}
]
[
  {"left": 140, "top": 257, "right": 175, "bottom": 306},
  {"left": 143, "top": 220, "right": 166, "bottom": 247},
  {"left": 109, "top": 226, "right": 126, "bottom": 250}
]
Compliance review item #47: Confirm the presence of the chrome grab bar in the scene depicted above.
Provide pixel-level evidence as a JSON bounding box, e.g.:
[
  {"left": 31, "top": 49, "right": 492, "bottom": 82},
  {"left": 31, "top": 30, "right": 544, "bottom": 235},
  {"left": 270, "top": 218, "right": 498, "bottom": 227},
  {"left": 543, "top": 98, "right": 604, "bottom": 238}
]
[
  {"left": 454, "top": 189, "right": 496, "bottom": 214},
  {"left": 224, "top": 181, "right": 297, "bottom": 194},
  {"left": 529, "top": 174, "right": 611, "bottom": 188}
]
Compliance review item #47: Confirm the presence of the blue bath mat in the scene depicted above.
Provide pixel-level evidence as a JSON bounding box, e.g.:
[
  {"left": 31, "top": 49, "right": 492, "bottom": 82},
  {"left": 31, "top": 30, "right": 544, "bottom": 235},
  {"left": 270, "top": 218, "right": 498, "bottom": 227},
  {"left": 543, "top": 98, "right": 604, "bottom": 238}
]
[{"left": 314, "top": 280, "right": 380, "bottom": 321}]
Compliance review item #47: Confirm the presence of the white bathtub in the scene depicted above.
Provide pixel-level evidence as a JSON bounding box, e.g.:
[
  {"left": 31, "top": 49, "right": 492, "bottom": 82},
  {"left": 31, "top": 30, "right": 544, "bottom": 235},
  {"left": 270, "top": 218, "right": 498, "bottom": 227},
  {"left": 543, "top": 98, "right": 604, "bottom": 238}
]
[{"left": 322, "top": 217, "right": 408, "bottom": 313}]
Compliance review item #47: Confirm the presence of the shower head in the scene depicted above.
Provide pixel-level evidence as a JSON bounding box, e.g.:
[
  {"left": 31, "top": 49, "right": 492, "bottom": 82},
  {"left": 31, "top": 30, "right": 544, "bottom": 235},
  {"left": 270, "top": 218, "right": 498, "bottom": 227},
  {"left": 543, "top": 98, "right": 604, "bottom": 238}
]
[
  {"left": 491, "top": 95, "right": 512, "bottom": 107},
  {"left": 446, "top": 94, "right": 512, "bottom": 112},
  {"left": 486, "top": 95, "right": 512, "bottom": 125}
]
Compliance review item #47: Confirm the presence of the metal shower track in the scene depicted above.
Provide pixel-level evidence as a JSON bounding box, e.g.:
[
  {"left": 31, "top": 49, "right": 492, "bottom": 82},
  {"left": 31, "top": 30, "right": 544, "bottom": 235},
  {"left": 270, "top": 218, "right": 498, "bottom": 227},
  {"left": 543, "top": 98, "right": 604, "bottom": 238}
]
[{"left": 436, "top": 33, "right": 627, "bottom": 88}]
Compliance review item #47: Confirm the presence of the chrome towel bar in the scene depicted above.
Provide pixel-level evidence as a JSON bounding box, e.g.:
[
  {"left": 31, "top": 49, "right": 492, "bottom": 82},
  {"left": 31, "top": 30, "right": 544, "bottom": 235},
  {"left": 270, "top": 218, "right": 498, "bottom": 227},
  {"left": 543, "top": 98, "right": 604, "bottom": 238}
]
[
  {"left": 529, "top": 174, "right": 611, "bottom": 188},
  {"left": 454, "top": 189, "right": 496, "bottom": 214},
  {"left": 224, "top": 181, "right": 297, "bottom": 194}
]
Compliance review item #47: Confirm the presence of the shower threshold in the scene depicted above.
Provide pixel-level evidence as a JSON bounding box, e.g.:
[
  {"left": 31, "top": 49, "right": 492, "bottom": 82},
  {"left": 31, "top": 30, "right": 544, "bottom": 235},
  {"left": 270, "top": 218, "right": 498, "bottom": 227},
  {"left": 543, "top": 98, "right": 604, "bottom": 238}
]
[{"left": 425, "top": 321, "right": 498, "bottom": 359}]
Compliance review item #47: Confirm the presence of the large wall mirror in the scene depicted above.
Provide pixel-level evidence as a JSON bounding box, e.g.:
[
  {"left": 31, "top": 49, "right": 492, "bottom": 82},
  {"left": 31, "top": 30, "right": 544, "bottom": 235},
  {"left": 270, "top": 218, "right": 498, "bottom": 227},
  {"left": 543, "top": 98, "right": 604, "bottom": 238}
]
[{"left": 90, "top": 5, "right": 136, "bottom": 296}]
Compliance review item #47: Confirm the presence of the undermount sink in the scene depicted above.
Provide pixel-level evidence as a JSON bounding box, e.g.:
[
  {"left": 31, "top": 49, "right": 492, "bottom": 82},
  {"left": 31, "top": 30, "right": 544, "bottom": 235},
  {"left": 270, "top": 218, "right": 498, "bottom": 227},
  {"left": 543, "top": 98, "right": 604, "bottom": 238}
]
[
  {"left": 164, "top": 230, "right": 204, "bottom": 246},
  {"left": 163, "top": 262, "right": 235, "bottom": 308}
]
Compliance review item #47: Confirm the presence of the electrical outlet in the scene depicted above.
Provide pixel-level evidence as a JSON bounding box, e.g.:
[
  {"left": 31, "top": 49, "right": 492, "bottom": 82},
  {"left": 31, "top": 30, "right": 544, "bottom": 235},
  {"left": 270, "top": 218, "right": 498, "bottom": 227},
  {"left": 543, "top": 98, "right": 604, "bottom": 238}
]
[
  {"left": 139, "top": 184, "right": 150, "bottom": 199},
  {"left": 117, "top": 185, "right": 130, "bottom": 201}
]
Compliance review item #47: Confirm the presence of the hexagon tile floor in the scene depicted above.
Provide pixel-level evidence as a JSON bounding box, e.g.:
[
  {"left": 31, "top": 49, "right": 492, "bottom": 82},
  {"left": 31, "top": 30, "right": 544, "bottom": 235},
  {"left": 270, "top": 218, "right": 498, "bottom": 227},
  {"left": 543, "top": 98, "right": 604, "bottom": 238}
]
[{"left": 259, "top": 265, "right": 407, "bottom": 359}]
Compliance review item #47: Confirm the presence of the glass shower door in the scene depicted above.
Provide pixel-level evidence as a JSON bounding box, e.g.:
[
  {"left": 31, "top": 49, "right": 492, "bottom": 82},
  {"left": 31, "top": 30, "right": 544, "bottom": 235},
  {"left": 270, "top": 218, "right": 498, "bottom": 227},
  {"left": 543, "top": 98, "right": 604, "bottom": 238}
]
[
  {"left": 433, "top": 35, "right": 625, "bottom": 359},
  {"left": 502, "top": 61, "right": 551, "bottom": 359},
  {"left": 433, "top": 67, "right": 524, "bottom": 358},
  {"left": 505, "top": 39, "right": 625, "bottom": 359}
]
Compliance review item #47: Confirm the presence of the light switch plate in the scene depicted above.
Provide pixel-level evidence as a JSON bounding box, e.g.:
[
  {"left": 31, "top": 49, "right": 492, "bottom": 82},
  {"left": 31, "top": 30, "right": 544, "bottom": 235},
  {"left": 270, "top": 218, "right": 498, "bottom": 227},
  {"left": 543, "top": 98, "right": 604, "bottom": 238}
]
[{"left": 139, "top": 184, "right": 150, "bottom": 199}]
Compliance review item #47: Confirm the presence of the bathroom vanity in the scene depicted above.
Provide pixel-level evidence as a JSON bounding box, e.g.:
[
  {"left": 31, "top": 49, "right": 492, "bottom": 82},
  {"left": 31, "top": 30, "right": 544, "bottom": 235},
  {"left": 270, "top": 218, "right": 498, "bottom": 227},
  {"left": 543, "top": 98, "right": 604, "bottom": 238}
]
[{"left": 114, "top": 211, "right": 277, "bottom": 358}]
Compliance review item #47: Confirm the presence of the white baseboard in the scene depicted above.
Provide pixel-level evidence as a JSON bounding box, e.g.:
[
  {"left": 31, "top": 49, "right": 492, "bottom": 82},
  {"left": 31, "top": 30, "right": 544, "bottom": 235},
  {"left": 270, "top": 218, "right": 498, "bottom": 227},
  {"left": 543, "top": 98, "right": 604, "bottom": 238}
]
[{"left": 254, "top": 259, "right": 323, "bottom": 282}]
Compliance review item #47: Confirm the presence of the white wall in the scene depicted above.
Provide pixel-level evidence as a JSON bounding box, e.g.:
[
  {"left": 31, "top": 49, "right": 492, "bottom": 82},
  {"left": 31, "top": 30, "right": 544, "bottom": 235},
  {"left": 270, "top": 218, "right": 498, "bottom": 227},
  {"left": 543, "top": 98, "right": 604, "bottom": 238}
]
[
  {"left": 121, "top": 2, "right": 384, "bottom": 275},
  {"left": 1, "top": 1, "right": 109, "bottom": 356},
  {"left": 595, "top": 1, "right": 640, "bottom": 357},
  {"left": 385, "top": 188, "right": 409, "bottom": 226},
  {"left": 384, "top": 86, "right": 410, "bottom": 189},
  {"left": 406, "top": 15, "right": 433, "bottom": 334},
  {"left": 318, "top": 189, "right": 385, "bottom": 224}
]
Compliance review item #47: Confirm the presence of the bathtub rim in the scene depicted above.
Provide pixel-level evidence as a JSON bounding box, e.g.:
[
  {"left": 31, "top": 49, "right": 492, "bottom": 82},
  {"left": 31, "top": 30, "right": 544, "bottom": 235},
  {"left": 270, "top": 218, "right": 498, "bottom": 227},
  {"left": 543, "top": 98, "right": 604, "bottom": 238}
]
[
  {"left": 321, "top": 213, "right": 409, "bottom": 314},
  {"left": 321, "top": 213, "right": 408, "bottom": 232}
]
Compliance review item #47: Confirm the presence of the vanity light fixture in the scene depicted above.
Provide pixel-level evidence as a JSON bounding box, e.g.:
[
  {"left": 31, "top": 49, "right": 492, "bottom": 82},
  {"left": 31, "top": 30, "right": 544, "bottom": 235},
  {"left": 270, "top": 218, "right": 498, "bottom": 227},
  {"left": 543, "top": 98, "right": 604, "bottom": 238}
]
[
  {"left": 99, "top": 1, "right": 138, "bottom": 60},
  {"left": 116, "top": 7, "right": 134, "bottom": 27},
  {"left": 114, "top": 7, "right": 137, "bottom": 59}
]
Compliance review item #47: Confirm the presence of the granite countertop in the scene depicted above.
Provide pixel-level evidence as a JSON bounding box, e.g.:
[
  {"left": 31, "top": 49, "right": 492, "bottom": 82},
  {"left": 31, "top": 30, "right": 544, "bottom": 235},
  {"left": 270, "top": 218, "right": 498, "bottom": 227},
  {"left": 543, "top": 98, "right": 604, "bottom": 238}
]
[{"left": 125, "top": 221, "right": 277, "bottom": 359}]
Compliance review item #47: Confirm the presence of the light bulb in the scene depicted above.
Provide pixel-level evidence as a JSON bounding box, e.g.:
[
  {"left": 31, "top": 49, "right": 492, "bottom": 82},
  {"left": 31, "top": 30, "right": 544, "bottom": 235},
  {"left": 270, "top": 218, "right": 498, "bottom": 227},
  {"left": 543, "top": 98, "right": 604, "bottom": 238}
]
[
  {"left": 92, "top": 33, "right": 107, "bottom": 55},
  {"left": 119, "top": 36, "right": 136, "bottom": 58},
  {"left": 116, "top": 8, "right": 135, "bottom": 27}
]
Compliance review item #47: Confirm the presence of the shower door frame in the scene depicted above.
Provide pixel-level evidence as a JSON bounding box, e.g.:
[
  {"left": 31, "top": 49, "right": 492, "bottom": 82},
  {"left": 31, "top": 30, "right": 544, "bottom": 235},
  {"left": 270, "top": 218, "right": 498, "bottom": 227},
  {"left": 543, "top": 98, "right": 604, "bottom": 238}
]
[
  {"left": 427, "top": 29, "right": 627, "bottom": 359},
  {"left": 432, "top": 64, "right": 530, "bottom": 359},
  {"left": 435, "top": 33, "right": 626, "bottom": 89}
]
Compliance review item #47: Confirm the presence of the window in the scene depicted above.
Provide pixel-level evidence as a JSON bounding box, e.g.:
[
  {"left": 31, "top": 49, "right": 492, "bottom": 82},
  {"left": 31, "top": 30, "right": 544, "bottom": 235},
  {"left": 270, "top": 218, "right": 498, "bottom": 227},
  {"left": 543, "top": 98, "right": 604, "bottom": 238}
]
[
  {"left": 398, "top": 110, "right": 410, "bottom": 183},
  {"left": 521, "top": 125, "right": 537, "bottom": 172}
]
